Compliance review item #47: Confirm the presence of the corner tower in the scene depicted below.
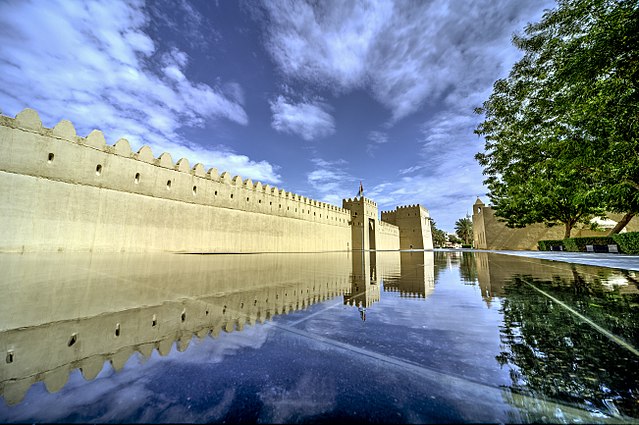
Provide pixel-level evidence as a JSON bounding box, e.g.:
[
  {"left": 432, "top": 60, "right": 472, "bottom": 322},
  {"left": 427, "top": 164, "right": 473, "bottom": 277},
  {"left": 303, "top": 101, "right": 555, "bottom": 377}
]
[
  {"left": 342, "top": 197, "right": 379, "bottom": 250},
  {"left": 381, "top": 205, "right": 433, "bottom": 250},
  {"left": 472, "top": 197, "right": 487, "bottom": 249}
]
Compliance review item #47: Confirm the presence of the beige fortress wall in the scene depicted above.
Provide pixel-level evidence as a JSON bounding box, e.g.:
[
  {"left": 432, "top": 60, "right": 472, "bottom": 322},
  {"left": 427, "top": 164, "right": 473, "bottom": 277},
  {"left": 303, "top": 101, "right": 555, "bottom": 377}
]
[
  {"left": 473, "top": 201, "right": 565, "bottom": 250},
  {"left": 472, "top": 198, "right": 639, "bottom": 250},
  {"left": 381, "top": 205, "right": 434, "bottom": 250},
  {"left": 377, "top": 220, "right": 400, "bottom": 250},
  {"left": 0, "top": 110, "right": 352, "bottom": 253}
]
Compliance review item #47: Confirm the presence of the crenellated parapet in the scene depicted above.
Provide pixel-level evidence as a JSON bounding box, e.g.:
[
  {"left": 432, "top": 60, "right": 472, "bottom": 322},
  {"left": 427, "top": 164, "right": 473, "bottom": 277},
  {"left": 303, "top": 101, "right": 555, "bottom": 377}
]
[
  {"left": 0, "top": 109, "right": 351, "bottom": 226},
  {"left": 379, "top": 204, "right": 433, "bottom": 250},
  {"left": 0, "top": 109, "right": 355, "bottom": 252}
]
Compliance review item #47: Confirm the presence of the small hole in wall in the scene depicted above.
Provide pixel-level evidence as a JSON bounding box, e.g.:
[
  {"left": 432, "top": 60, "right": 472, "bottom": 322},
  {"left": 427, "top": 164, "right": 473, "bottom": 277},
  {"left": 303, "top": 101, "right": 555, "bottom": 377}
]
[
  {"left": 222, "top": 305, "right": 227, "bottom": 314},
  {"left": 247, "top": 197, "right": 249, "bottom": 202},
  {"left": 166, "top": 180, "right": 172, "bottom": 190},
  {"left": 270, "top": 202, "right": 272, "bottom": 206},
  {"left": 95, "top": 164, "right": 102, "bottom": 175},
  {"left": 152, "top": 314, "right": 157, "bottom": 327},
  {"left": 214, "top": 190, "right": 218, "bottom": 196},
  {"left": 68, "top": 333, "right": 77, "bottom": 347},
  {"left": 6, "top": 351, "right": 14, "bottom": 364},
  {"left": 181, "top": 310, "right": 186, "bottom": 322},
  {"left": 259, "top": 200, "right": 261, "bottom": 203},
  {"left": 48, "top": 153, "right": 54, "bottom": 163},
  {"left": 240, "top": 302, "right": 244, "bottom": 309},
  {"left": 230, "top": 194, "right": 234, "bottom": 199},
  {"left": 115, "top": 323, "right": 121, "bottom": 337},
  {"left": 192, "top": 185, "right": 197, "bottom": 195},
  {"left": 205, "top": 310, "right": 209, "bottom": 316},
  {"left": 134, "top": 173, "right": 140, "bottom": 183}
]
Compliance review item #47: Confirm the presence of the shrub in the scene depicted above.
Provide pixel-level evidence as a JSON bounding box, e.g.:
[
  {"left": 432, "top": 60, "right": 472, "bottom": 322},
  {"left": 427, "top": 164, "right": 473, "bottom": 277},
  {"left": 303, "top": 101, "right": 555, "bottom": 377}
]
[
  {"left": 612, "top": 232, "right": 639, "bottom": 255},
  {"left": 563, "top": 236, "right": 617, "bottom": 252},
  {"left": 538, "top": 239, "right": 564, "bottom": 251}
]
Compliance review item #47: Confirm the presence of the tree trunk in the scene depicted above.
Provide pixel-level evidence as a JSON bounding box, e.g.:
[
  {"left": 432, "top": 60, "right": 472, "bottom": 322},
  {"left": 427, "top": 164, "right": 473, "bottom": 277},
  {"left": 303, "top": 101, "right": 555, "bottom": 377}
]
[
  {"left": 607, "top": 212, "right": 635, "bottom": 235},
  {"left": 564, "top": 222, "right": 573, "bottom": 239}
]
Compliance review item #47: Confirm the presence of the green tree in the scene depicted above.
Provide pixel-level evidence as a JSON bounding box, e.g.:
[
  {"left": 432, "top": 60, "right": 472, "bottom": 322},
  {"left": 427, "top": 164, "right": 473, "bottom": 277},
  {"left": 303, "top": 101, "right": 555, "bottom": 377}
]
[
  {"left": 475, "top": 0, "right": 638, "bottom": 236},
  {"left": 430, "top": 220, "right": 448, "bottom": 248},
  {"left": 454, "top": 216, "right": 473, "bottom": 245}
]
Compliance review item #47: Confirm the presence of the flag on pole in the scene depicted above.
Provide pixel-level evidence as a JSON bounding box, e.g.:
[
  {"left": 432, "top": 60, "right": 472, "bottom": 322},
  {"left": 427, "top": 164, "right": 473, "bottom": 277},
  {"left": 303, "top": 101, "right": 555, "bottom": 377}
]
[{"left": 358, "top": 181, "right": 364, "bottom": 197}]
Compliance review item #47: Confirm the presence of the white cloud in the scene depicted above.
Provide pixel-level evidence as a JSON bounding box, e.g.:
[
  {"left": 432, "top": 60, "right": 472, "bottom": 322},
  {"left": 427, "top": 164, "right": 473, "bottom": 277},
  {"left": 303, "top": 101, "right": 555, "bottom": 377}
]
[
  {"left": 371, "top": 106, "right": 488, "bottom": 231},
  {"left": 255, "top": 0, "right": 554, "bottom": 226},
  {"left": 0, "top": 0, "right": 281, "bottom": 183},
  {"left": 270, "top": 96, "right": 336, "bottom": 141},
  {"left": 306, "top": 158, "right": 358, "bottom": 205},
  {"left": 256, "top": 0, "right": 552, "bottom": 123},
  {"left": 398, "top": 165, "right": 423, "bottom": 175}
]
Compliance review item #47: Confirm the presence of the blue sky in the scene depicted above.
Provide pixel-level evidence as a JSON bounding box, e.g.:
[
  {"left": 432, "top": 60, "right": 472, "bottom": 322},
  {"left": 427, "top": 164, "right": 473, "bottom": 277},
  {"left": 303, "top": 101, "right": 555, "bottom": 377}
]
[{"left": 0, "top": 0, "right": 553, "bottom": 232}]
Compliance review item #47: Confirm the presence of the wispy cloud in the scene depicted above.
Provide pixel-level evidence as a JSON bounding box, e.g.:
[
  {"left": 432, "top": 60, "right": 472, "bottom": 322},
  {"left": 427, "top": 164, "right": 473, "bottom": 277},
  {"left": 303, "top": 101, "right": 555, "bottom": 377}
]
[
  {"left": 255, "top": 0, "right": 552, "bottom": 224},
  {"left": 146, "top": 0, "right": 222, "bottom": 50},
  {"left": 270, "top": 96, "right": 336, "bottom": 141},
  {"left": 398, "top": 166, "right": 423, "bottom": 175},
  {"left": 371, "top": 106, "right": 488, "bottom": 231},
  {"left": 365, "top": 130, "right": 389, "bottom": 156},
  {"left": 0, "top": 0, "right": 281, "bottom": 183},
  {"left": 307, "top": 158, "right": 358, "bottom": 205},
  {"left": 256, "top": 0, "right": 550, "bottom": 123}
]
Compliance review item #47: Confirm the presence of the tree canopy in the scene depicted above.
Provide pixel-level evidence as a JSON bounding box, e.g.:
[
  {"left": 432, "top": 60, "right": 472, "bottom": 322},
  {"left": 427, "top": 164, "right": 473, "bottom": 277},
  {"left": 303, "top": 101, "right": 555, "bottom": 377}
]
[
  {"left": 475, "top": 0, "right": 638, "bottom": 237},
  {"left": 454, "top": 216, "right": 473, "bottom": 245},
  {"left": 430, "top": 220, "right": 448, "bottom": 247}
]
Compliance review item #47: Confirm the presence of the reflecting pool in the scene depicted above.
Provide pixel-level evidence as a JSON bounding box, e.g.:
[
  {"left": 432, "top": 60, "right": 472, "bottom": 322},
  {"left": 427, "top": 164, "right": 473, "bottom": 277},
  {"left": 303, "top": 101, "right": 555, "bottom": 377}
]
[{"left": 1, "top": 251, "right": 638, "bottom": 423}]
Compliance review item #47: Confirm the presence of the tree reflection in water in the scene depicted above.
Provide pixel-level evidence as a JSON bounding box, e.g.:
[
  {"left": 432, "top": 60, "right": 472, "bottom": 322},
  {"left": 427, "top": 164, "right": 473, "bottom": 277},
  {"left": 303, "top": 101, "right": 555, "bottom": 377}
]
[{"left": 496, "top": 268, "right": 639, "bottom": 418}]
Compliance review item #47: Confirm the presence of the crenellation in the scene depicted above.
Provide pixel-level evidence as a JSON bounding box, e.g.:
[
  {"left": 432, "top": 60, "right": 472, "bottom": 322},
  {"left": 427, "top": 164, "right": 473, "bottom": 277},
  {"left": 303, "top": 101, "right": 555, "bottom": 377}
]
[
  {"left": 15, "top": 108, "right": 42, "bottom": 130},
  {"left": 0, "top": 108, "right": 429, "bottom": 252},
  {"left": 136, "top": 145, "right": 154, "bottom": 163},
  {"left": 192, "top": 163, "right": 206, "bottom": 177},
  {"left": 113, "top": 138, "right": 132, "bottom": 157},
  {"left": 157, "top": 152, "right": 173, "bottom": 168},
  {"left": 52, "top": 119, "right": 77, "bottom": 140},
  {"left": 85, "top": 129, "right": 107, "bottom": 149}
]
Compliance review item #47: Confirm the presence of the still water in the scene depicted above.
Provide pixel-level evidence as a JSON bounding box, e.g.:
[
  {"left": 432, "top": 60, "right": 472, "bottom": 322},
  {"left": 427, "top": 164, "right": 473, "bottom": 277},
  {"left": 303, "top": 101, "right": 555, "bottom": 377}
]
[{"left": 0, "top": 251, "right": 638, "bottom": 423}]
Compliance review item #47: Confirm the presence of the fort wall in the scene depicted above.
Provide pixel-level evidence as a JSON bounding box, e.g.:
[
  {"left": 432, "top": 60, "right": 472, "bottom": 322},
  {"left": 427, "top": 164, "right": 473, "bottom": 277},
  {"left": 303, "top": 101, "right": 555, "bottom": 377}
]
[
  {"left": 377, "top": 220, "right": 400, "bottom": 250},
  {"left": 381, "top": 205, "right": 434, "bottom": 250},
  {"left": 472, "top": 198, "right": 639, "bottom": 250},
  {"left": 0, "top": 109, "right": 351, "bottom": 253}
]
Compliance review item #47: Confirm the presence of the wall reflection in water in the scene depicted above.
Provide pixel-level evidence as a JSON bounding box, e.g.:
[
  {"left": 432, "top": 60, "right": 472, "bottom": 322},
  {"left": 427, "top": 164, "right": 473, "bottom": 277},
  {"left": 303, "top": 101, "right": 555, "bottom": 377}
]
[
  {"left": 0, "top": 250, "right": 438, "bottom": 406},
  {"left": 380, "top": 252, "right": 435, "bottom": 299},
  {"left": 471, "top": 252, "right": 639, "bottom": 420},
  {"left": 0, "top": 252, "right": 355, "bottom": 405}
]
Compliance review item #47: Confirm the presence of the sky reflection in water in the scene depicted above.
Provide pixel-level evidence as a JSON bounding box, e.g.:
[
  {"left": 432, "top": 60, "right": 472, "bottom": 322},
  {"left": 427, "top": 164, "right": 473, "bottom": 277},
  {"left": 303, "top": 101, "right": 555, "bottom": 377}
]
[{"left": 0, "top": 251, "right": 638, "bottom": 423}]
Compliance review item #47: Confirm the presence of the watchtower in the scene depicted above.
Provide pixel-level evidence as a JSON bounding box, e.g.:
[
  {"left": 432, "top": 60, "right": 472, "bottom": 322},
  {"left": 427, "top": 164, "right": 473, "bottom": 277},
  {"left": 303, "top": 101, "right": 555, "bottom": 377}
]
[
  {"left": 381, "top": 205, "right": 433, "bottom": 250},
  {"left": 342, "top": 197, "right": 379, "bottom": 250}
]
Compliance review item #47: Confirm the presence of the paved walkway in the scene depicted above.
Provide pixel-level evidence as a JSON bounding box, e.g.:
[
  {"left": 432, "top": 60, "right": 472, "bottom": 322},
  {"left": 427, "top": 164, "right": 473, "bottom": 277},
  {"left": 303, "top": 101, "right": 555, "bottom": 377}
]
[{"left": 488, "top": 250, "right": 639, "bottom": 272}]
